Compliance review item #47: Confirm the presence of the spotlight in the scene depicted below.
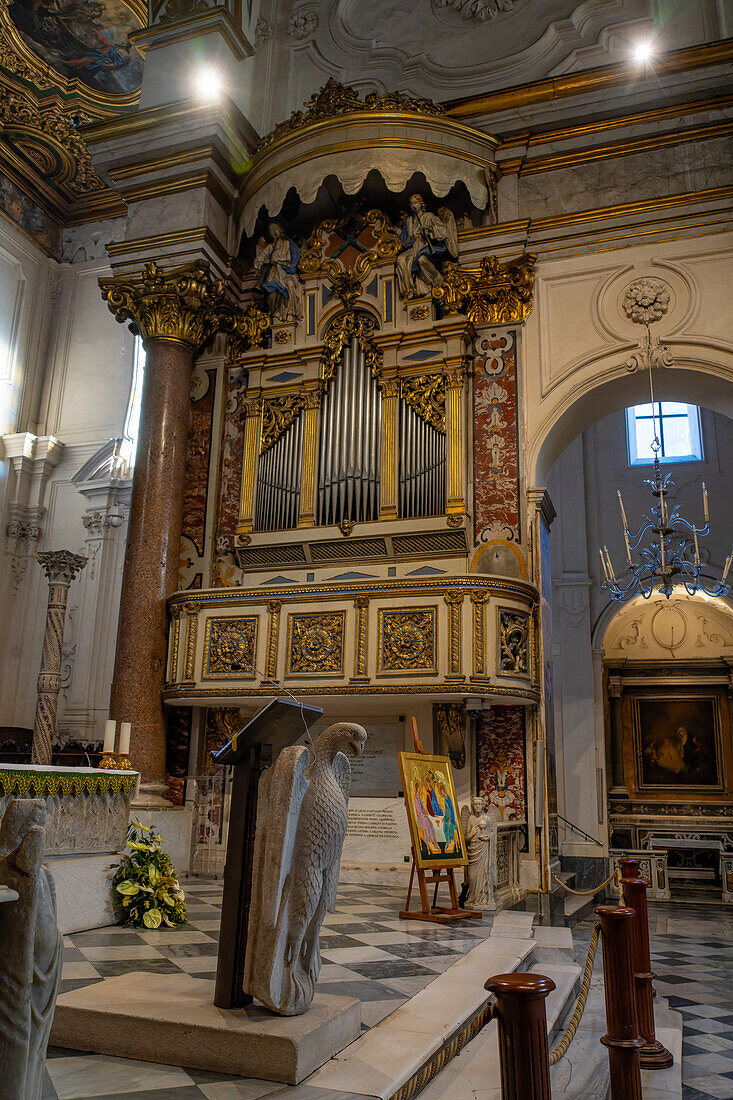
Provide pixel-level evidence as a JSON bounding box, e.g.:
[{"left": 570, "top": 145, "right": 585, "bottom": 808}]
[
  {"left": 196, "top": 66, "right": 223, "bottom": 101},
  {"left": 632, "top": 40, "right": 654, "bottom": 64}
]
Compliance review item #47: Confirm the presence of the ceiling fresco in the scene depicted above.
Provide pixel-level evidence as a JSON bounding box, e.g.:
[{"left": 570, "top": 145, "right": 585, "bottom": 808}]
[{"left": 7, "top": 0, "right": 144, "bottom": 96}]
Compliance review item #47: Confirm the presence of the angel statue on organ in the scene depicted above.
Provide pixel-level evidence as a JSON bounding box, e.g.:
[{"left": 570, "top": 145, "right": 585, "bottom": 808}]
[
  {"left": 395, "top": 193, "right": 459, "bottom": 300},
  {"left": 243, "top": 722, "right": 367, "bottom": 1016},
  {"left": 254, "top": 223, "right": 304, "bottom": 322}
]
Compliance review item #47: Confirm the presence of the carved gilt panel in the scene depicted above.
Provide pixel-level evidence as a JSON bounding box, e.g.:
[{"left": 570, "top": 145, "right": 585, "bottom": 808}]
[
  {"left": 203, "top": 617, "right": 258, "bottom": 679},
  {"left": 286, "top": 612, "right": 345, "bottom": 676},
  {"left": 378, "top": 608, "right": 437, "bottom": 675}
]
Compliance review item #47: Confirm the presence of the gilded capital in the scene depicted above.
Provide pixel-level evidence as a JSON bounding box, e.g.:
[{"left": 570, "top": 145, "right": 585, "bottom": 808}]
[{"left": 99, "top": 261, "right": 225, "bottom": 352}]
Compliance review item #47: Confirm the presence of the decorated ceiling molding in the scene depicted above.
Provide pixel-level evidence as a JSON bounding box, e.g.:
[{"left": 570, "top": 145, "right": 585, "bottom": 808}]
[
  {"left": 287, "top": 0, "right": 659, "bottom": 100},
  {"left": 237, "top": 80, "right": 498, "bottom": 237}
]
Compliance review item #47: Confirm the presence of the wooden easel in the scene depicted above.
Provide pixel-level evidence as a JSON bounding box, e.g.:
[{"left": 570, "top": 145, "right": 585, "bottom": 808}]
[
  {"left": 399, "top": 716, "right": 481, "bottom": 923},
  {"left": 400, "top": 857, "right": 481, "bottom": 922}
]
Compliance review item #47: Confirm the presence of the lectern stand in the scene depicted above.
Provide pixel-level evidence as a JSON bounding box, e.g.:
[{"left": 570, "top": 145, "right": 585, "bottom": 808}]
[{"left": 212, "top": 698, "right": 323, "bottom": 1009}]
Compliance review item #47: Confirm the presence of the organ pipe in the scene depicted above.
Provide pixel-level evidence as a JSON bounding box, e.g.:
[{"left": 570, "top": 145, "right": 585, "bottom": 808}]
[
  {"left": 399, "top": 400, "right": 446, "bottom": 518},
  {"left": 317, "top": 335, "right": 382, "bottom": 525},
  {"left": 254, "top": 413, "right": 303, "bottom": 532}
]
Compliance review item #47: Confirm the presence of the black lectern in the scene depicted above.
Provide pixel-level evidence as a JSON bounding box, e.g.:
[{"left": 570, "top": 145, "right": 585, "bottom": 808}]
[{"left": 212, "top": 697, "right": 323, "bottom": 1009}]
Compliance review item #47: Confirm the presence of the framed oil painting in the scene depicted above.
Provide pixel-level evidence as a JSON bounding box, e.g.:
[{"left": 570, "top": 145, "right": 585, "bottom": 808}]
[
  {"left": 632, "top": 694, "right": 725, "bottom": 793},
  {"left": 398, "top": 751, "right": 468, "bottom": 869}
]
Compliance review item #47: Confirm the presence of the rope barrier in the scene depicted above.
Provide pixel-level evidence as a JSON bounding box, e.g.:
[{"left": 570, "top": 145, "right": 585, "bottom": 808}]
[
  {"left": 552, "top": 867, "right": 621, "bottom": 897},
  {"left": 548, "top": 921, "right": 602, "bottom": 1065}
]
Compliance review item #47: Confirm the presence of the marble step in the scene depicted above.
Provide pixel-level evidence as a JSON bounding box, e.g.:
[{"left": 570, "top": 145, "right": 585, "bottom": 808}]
[
  {"left": 414, "top": 959, "right": 582, "bottom": 1100},
  {"left": 265, "top": 933, "right": 535, "bottom": 1100}
]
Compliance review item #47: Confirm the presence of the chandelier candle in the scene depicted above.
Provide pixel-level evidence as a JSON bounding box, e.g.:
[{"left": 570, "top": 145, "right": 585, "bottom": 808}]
[{"left": 103, "top": 720, "right": 116, "bottom": 754}]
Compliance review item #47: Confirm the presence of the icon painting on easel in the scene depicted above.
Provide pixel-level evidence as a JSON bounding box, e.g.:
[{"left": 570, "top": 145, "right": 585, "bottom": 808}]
[{"left": 398, "top": 751, "right": 468, "bottom": 869}]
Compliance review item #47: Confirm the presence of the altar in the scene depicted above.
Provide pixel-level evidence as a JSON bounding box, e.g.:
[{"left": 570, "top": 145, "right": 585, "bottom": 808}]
[{"left": 0, "top": 764, "right": 138, "bottom": 933}]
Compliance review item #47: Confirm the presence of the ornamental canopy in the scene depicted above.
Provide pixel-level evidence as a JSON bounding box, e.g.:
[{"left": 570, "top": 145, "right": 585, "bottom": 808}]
[{"left": 236, "top": 80, "right": 498, "bottom": 237}]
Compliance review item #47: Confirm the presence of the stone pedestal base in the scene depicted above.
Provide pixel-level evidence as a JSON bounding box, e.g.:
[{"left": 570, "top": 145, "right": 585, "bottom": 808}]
[
  {"left": 48, "top": 855, "right": 117, "bottom": 935},
  {"left": 51, "top": 973, "right": 361, "bottom": 1084}
]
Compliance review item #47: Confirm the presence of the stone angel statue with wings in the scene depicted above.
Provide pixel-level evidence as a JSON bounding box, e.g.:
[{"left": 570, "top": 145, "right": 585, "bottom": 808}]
[
  {"left": 395, "top": 194, "right": 459, "bottom": 300},
  {"left": 243, "top": 722, "right": 367, "bottom": 1015}
]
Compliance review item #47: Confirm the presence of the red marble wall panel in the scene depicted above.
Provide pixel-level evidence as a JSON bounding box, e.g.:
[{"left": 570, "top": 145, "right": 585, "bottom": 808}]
[
  {"left": 181, "top": 368, "right": 216, "bottom": 556},
  {"left": 477, "top": 705, "right": 527, "bottom": 822},
  {"left": 217, "top": 370, "right": 245, "bottom": 546},
  {"left": 473, "top": 329, "right": 520, "bottom": 546}
]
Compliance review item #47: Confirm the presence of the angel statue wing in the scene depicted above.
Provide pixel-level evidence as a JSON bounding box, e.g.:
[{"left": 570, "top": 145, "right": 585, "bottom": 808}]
[
  {"left": 326, "top": 750, "right": 353, "bottom": 912},
  {"left": 243, "top": 746, "right": 309, "bottom": 1000},
  {"left": 438, "top": 206, "right": 459, "bottom": 262}
]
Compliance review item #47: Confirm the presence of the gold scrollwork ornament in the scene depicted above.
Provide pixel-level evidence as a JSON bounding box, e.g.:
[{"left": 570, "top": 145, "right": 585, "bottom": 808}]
[
  {"left": 433, "top": 253, "right": 537, "bottom": 326},
  {"left": 260, "top": 394, "right": 305, "bottom": 453},
  {"left": 321, "top": 312, "right": 383, "bottom": 385},
  {"left": 400, "top": 374, "right": 446, "bottom": 434}
]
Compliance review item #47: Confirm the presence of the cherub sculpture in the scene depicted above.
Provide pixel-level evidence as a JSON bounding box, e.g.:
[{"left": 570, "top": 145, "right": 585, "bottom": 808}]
[
  {"left": 0, "top": 799, "right": 62, "bottom": 1100},
  {"left": 243, "top": 722, "right": 367, "bottom": 1015},
  {"left": 396, "top": 193, "right": 458, "bottom": 300}
]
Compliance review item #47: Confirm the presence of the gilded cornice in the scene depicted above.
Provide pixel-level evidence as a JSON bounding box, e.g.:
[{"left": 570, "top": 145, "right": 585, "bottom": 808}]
[
  {"left": 0, "top": 90, "right": 103, "bottom": 195},
  {"left": 99, "top": 261, "right": 225, "bottom": 351},
  {"left": 445, "top": 39, "right": 733, "bottom": 119},
  {"left": 257, "top": 78, "right": 446, "bottom": 153},
  {"left": 433, "top": 253, "right": 537, "bottom": 325}
]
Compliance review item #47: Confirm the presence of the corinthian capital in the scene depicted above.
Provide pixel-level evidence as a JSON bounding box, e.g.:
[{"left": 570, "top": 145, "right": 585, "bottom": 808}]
[
  {"left": 99, "top": 261, "right": 225, "bottom": 352},
  {"left": 37, "top": 550, "right": 88, "bottom": 584}
]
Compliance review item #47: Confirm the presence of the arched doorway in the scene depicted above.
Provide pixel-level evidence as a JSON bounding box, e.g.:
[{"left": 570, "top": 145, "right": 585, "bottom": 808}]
[{"left": 602, "top": 592, "right": 733, "bottom": 902}]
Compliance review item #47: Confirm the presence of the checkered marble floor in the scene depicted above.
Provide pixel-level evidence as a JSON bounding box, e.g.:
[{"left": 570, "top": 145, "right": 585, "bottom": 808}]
[
  {"left": 45, "top": 879, "right": 494, "bottom": 1099},
  {"left": 572, "top": 901, "right": 733, "bottom": 1100}
]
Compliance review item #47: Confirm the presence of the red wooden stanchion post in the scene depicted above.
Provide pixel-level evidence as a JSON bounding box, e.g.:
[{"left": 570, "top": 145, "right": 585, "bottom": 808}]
[
  {"left": 595, "top": 905, "right": 644, "bottom": 1100},
  {"left": 485, "top": 972, "right": 555, "bottom": 1100},
  {"left": 619, "top": 856, "right": 674, "bottom": 1069}
]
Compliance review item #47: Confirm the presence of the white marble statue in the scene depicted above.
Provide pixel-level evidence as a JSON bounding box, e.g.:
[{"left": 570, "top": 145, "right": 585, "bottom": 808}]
[
  {"left": 0, "top": 799, "right": 63, "bottom": 1100},
  {"left": 396, "top": 193, "right": 459, "bottom": 300},
  {"left": 243, "top": 722, "right": 367, "bottom": 1016},
  {"left": 254, "top": 223, "right": 304, "bottom": 322},
  {"left": 461, "top": 796, "right": 497, "bottom": 910}
]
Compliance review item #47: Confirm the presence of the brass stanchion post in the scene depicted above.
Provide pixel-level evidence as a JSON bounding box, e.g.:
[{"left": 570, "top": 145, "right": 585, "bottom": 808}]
[
  {"left": 595, "top": 905, "right": 644, "bottom": 1100},
  {"left": 619, "top": 857, "right": 674, "bottom": 1069},
  {"left": 485, "top": 972, "right": 555, "bottom": 1100}
]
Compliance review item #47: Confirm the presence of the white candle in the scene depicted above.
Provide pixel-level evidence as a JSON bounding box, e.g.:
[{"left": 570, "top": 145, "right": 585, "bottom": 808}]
[
  {"left": 693, "top": 527, "right": 700, "bottom": 566},
  {"left": 702, "top": 483, "right": 709, "bottom": 523},
  {"left": 118, "top": 722, "right": 132, "bottom": 756},
  {"left": 103, "top": 720, "right": 116, "bottom": 754},
  {"left": 599, "top": 548, "right": 609, "bottom": 580},
  {"left": 617, "top": 491, "right": 628, "bottom": 528},
  {"left": 723, "top": 553, "right": 732, "bottom": 583}
]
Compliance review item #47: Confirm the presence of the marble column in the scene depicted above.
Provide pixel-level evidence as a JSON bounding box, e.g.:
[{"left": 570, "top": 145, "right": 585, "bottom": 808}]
[
  {"left": 100, "top": 262, "right": 224, "bottom": 791},
  {"left": 32, "top": 551, "right": 88, "bottom": 765}
]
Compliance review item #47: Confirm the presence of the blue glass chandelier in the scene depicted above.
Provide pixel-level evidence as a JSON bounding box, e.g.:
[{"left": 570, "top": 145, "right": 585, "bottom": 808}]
[{"left": 600, "top": 328, "right": 731, "bottom": 602}]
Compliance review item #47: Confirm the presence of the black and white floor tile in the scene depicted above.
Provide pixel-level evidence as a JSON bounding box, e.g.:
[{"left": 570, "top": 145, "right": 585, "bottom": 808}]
[
  {"left": 44, "top": 880, "right": 493, "bottom": 1099},
  {"left": 45, "top": 884, "right": 733, "bottom": 1099},
  {"left": 573, "top": 901, "right": 733, "bottom": 1100}
]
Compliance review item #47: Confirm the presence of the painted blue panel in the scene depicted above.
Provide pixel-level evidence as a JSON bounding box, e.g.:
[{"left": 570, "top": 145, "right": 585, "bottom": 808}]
[
  {"left": 261, "top": 576, "right": 296, "bottom": 585},
  {"left": 407, "top": 566, "right": 446, "bottom": 576},
  {"left": 322, "top": 285, "right": 333, "bottom": 306},
  {"left": 270, "top": 371, "right": 303, "bottom": 383},
  {"left": 366, "top": 276, "right": 378, "bottom": 298},
  {"left": 403, "top": 350, "right": 438, "bottom": 361}
]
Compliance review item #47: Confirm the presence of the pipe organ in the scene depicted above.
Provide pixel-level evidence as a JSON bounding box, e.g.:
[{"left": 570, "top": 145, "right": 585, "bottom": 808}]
[
  {"left": 255, "top": 412, "right": 303, "bottom": 532},
  {"left": 399, "top": 394, "right": 446, "bottom": 519},
  {"left": 317, "top": 335, "right": 382, "bottom": 526}
]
